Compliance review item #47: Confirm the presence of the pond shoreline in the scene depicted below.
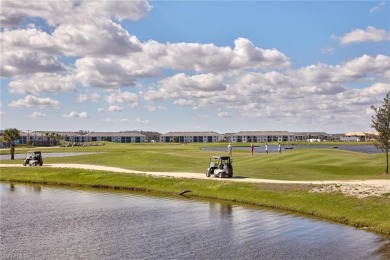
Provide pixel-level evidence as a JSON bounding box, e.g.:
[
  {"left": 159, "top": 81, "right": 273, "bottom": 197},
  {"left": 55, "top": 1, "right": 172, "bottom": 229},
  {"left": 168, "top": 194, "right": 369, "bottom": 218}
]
[
  {"left": 203, "top": 144, "right": 382, "bottom": 154},
  {"left": 0, "top": 152, "right": 100, "bottom": 160},
  {"left": 1, "top": 165, "right": 390, "bottom": 237}
]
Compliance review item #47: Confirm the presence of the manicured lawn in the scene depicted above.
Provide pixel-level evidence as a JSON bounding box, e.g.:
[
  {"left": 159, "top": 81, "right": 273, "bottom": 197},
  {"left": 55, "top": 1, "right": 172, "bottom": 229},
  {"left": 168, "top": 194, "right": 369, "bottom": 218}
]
[{"left": 1, "top": 142, "right": 386, "bottom": 181}]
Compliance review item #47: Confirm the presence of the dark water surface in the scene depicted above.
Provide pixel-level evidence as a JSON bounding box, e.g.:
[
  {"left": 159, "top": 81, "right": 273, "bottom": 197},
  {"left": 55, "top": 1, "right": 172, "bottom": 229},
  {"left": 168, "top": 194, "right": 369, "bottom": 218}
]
[
  {"left": 1, "top": 183, "right": 389, "bottom": 260},
  {"left": 203, "top": 144, "right": 382, "bottom": 154},
  {"left": 0, "top": 152, "right": 99, "bottom": 161}
]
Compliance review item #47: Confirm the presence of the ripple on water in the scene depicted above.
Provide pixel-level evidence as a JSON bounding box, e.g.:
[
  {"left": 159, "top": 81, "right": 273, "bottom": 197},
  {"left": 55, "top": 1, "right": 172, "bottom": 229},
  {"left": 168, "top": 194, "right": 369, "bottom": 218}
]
[{"left": 1, "top": 183, "right": 389, "bottom": 259}]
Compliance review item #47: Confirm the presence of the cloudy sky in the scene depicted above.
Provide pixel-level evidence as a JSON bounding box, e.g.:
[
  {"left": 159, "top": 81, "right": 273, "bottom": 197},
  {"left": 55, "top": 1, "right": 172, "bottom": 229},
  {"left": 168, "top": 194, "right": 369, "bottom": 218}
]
[{"left": 1, "top": 0, "right": 389, "bottom": 134}]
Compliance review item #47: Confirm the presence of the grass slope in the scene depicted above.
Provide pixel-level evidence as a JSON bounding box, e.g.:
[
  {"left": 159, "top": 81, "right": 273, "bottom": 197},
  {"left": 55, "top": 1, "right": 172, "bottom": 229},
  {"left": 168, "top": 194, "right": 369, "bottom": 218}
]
[{"left": 1, "top": 142, "right": 386, "bottom": 181}]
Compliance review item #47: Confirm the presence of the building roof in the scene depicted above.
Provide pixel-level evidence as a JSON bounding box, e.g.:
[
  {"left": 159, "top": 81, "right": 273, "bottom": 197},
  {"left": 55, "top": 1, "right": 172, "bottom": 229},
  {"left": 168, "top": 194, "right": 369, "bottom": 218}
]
[
  {"left": 30, "top": 131, "right": 83, "bottom": 136},
  {"left": 345, "top": 131, "right": 378, "bottom": 136},
  {"left": 161, "top": 131, "right": 220, "bottom": 137},
  {"left": 85, "top": 132, "right": 145, "bottom": 137},
  {"left": 233, "top": 131, "right": 294, "bottom": 136},
  {"left": 292, "top": 132, "right": 329, "bottom": 136},
  {"left": 25, "top": 131, "right": 145, "bottom": 137}
]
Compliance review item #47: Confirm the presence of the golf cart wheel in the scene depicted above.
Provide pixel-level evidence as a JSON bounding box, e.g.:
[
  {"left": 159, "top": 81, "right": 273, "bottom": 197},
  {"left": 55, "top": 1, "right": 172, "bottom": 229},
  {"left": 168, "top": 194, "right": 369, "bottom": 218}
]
[
  {"left": 39, "top": 163, "right": 43, "bottom": 166},
  {"left": 206, "top": 171, "right": 211, "bottom": 177},
  {"left": 218, "top": 172, "right": 223, "bottom": 178},
  {"left": 23, "top": 162, "right": 26, "bottom": 166},
  {"left": 228, "top": 174, "right": 233, "bottom": 178}
]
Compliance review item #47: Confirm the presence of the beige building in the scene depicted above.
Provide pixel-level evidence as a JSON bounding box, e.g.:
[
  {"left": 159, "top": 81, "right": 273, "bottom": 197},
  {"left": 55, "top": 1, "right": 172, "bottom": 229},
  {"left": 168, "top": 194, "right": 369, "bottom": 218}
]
[{"left": 342, "top": 131, "right": 378, "bottom": 142}]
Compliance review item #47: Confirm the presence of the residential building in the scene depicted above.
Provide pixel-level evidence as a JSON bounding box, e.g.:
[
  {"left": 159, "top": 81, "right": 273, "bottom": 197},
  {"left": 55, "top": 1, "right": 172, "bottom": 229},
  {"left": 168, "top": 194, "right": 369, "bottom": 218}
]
[
  {"left": 160, "top": 132, "right": 221, "bottom": 143},
  {"left": 342, "top": 132, "right": 378, "bottom": 142},
  {"left": 6, "top": 131, "right": 146, "bottom": 145},
  {"left": 231, "top": 131, "right": 296, "bottom": 143},
  {"left": 292, "top": 132, "right": 330, "bottom": 142},
  {"left": 85, "top": 132, "right": 145, "bottom": 143}
]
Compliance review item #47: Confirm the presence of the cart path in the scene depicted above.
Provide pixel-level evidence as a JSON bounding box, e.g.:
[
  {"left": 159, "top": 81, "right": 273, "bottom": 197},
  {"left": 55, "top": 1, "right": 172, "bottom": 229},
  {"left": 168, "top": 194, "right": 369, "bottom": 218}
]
[{"left": 1, "top": 163, "right": 389, "bottom": 198}]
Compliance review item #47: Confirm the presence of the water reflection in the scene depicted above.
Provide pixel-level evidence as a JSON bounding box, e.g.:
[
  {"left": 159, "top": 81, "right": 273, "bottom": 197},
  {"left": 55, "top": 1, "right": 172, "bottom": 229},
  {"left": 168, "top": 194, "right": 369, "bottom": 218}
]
[
  {"left": 208, "top": 202, "right": 233, "bottom": 219},
  {"left": 33, "top": 184, "right": 42, "bottom": 193},
  {"left": 1, "top": 183, "right": 389, "bottom": 260}
]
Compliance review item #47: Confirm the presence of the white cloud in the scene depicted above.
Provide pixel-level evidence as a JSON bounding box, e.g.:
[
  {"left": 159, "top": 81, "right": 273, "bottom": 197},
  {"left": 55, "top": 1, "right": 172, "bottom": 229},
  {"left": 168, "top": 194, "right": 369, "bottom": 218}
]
[
  {"left": 292, "top": 54, "right": 390, "bottom": 86},
  {"left": 231, "top": 38, "right": 290, "bottom": 69},
  {"left": 342, "top": 54, "right": 390, "bottom": 76},
  {"left": 135, "top": 118, "right": 150, "bottom": 124},
  {"left": 141, "top": 52, "right": 389, "bottom": 130},
  {"left": 193, "top": 113, "right": 210, "bottom": 119},
  {"left": 62, "top": 111, "right": 89, "bottom": 118},
  {"left": 174, "top": 99, "right": 194, "bottom": 106},
  {"left": 53, "top": 18, "right": 142, "bottom": 57},
  {"left": 0, "top": 0, "right": 76, "bottom": 28},
  {"left": 145, "top": 73, "right": 226, "bottom": 102},
  {"left": 105, "top": 91, "right": 139, "bottom": 107},
  {"left": 143, "top": 38, "right": 290, "bottom": 72},
  {"left": 90, "top": 93, "right": 101, "bottom": 102},
  {"left": 31, "top": 112, "right": 46, "bottom": 118},
  {"left": 77, "top": 93, "right": 101, "bottom": 103},
  {"left": 369, "top": 1, "right": 386, "bottom": 13},
  {"left": 1, "top": 0, "right": 388, "bottom": 132},
  {"left": 75, "top": 57, "right": 158, "bottom": 89},
  {"left": 7, "top": 73, "right": 75, "bottom": 95},
  {"left": 9, "top": 95, "right": 60, "bottom": 108},
  {"left": 98, "top": 108, "right": 105, "bottom": 112},
  {"left": 0, "top": 27, "right": 66, "bottom": 77},
  {"left": 0, "top": 0, "right": 152, "bottom": 28},
  {"left": 101, "top": 118, "right": 128, "bottom": 123},
  {"left": 360, "top": 82, "right": 390, "bottom": 96},
  {"left": 333, "top": 26, "right": 390, "bottom": 45},
  {"left": 108, "top": 105, "right": 123, "bottom": 112},
  {"left": 1, "top": 51, "right": 67, "bottom": 77},
  {"left": 145, "top": 104, "right": 166, "bottom": 111},
  {"left": 144, "top": 48, "right": 387, "bottom": 109},
  {"left": 218, "top": 112, "right": 231, "bottom": 117},
  {"left": 0, "top": 12, "right": 24, "bottom": 28},
  {"left": 77, "top": 94, "right": 88, "bottom": 103},
  {"left": 1, "top": 27, "right": 58, "bottom": 53},
  {"left": 322, "top": 47, "right": 334, "bottom": 55}
]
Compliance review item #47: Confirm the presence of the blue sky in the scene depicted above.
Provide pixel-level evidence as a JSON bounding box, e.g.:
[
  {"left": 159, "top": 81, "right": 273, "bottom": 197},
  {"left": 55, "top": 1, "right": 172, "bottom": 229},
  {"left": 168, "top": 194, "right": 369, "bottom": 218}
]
[{"left": 1, "top": 0, "right": 389, "bottom": 134}]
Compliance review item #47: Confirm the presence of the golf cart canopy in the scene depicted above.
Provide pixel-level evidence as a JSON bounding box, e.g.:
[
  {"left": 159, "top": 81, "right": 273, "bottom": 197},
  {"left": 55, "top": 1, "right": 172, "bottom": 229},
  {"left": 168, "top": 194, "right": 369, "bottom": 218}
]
[{"left": 210, "top": 156, "right": 230, "bottom": 160}]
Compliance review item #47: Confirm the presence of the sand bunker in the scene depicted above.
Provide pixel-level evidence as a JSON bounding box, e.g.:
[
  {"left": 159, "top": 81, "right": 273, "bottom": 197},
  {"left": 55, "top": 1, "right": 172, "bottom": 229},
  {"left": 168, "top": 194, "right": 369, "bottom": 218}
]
[{"left": 310, "top": 182, "right": 390, "bottom": 198}]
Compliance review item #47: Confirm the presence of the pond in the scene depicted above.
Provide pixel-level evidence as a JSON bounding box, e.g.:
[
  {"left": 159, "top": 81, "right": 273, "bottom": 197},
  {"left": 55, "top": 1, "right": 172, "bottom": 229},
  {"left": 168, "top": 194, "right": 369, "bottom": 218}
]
[
  {"left": 0, "top": 152, "right": 99, "bottom": 161},
  {"left": 1, "top": 183, "right": 389, "bottom": 259},
  {"left": 203, "top": 144, "right": 382, "bottom": 154}
]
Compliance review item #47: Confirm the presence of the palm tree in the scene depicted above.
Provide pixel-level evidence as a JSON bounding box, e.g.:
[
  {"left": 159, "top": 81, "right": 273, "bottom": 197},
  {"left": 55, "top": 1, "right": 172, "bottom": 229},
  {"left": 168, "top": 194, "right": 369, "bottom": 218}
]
[
  {"left": 3, "top": 128, "right": 21, "bottom": 160},
  {"left": 55, "top": 133, "right": 62, "bottom": 146},
  {"left": 45, "top": 132, "right": 50, "bottom": 146},
  {"left": 49, "top": 132, "right": 56, "bottom": 146}
]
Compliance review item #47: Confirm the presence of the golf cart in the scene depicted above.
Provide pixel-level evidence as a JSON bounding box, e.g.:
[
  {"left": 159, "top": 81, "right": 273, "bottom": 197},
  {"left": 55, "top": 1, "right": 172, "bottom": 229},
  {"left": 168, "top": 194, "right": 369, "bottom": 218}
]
[
  {"left": 23, "top": 151, "right": 43, "bottom": 166},
  {"left": 206, "top": 156, "right": 233, "bottom": 178}
]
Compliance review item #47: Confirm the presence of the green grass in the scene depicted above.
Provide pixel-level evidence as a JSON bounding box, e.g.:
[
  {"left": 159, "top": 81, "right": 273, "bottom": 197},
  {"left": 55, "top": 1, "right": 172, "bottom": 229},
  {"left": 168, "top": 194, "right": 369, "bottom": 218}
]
[
  {"left": 1, "top": 142, "right": 387, "bottom": 181},
  {"left": 1, "top": 166, "right": 389, "bottom": 236}
]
